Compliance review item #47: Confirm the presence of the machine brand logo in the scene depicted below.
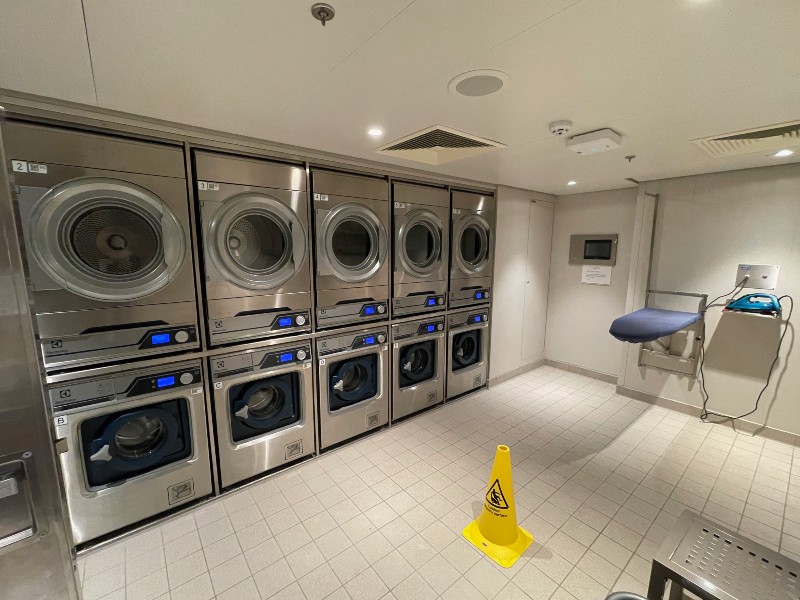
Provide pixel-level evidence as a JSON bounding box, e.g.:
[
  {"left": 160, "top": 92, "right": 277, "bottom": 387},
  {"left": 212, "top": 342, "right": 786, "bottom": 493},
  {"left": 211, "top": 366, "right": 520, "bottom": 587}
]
[
  {"left": 213, "top": 321, "right": 223, "bottom": 329},
  {"left": 216, "top": 360, "right": 225, "bottom": 370},
  {"left": 285, "top": 440, "right": 303, "bottom": 460},
  {"left": 168, "top": 480, "right": 195, "bottom": 505},
  {"left": 367, "top": 412, "right": 380, "bottom": 428},
  {"left": 58, "top": 389, "right": 71, "bottom": 399},
  {"left": 51, "top": 340, "right": 63, "bottom": 349},
  {"left": 485, "top": 479, "right": 509, "bottom": 510}
]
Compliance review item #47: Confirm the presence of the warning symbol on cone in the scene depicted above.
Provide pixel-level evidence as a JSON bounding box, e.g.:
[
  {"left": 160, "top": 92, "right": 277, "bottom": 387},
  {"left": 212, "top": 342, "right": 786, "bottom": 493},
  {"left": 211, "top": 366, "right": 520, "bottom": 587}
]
[{"left": 486, "top": 479, "right": 509, "bottom": 510}]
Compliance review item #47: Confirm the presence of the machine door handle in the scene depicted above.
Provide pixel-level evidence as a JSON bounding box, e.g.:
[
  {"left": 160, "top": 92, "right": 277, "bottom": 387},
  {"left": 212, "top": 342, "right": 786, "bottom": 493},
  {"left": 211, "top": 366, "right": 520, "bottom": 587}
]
[
  {"left": 234, "top": 405, "right": 249, "bottom": 420},
  {"left": 89, "top": 445, "right": 113, "bottom": 462},
  {"left": 332, "top": 380, "right": 344, "bottom": 392},
  {"left": 0, "top": 476, "right": 19, "bottom": 499},
  {"left": 403, "top": 362, "right": 412, "bottom": 371}
]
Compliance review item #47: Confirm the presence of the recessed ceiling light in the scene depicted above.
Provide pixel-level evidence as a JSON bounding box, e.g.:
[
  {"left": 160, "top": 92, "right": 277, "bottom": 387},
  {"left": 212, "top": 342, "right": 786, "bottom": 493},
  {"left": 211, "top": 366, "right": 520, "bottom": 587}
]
[
  {"left": 366, "top": 127, "right": 384, "bottom": 137},
  {"left": 448, "top": 70, "right": 510, "bottom": 97},
  {"left": 774, "top": 149, "right": 794, "bottom": 158},
  {"left": 567, "top": 180, "right": 577, "bottom": 186}
]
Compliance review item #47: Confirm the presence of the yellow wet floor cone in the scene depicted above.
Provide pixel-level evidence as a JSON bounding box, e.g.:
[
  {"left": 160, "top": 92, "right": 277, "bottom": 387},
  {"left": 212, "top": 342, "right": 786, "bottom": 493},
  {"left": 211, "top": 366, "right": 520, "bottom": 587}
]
[{"left": 463, "top": 444, "right": 533, "bottom": 568}]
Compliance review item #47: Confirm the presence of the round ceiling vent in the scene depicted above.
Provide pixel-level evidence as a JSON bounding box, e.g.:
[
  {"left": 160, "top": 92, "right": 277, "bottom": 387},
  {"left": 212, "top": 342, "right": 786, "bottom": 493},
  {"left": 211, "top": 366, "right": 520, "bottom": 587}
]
[{"left": 448, "top": 70, "right": 510, "bottom": 97}]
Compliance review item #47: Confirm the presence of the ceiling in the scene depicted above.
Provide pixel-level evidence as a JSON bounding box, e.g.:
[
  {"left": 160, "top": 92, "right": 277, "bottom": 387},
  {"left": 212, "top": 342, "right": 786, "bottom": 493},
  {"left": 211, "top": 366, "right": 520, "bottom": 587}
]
[{"left": 2, "top": 0, "right": 799, "bottom": 195}]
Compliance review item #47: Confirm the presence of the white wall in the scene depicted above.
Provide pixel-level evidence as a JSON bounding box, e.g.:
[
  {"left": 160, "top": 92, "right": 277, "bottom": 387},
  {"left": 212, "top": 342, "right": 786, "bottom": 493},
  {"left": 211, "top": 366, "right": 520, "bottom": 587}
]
[
  {"left": 490, "top": 186, "right": 555, "bottom": 380},
  {"left": 545, "top": 188, "right": 638, "bottom": 376},
  {"left": 620, "top": 163, "right": 800, "bottom": 435}
]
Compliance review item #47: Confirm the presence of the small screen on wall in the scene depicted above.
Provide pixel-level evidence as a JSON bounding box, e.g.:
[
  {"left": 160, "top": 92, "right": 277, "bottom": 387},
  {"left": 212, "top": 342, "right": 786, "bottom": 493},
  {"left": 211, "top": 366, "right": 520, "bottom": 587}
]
[{"left": 584, "top": 240, "right": 613, "bottom": 260}]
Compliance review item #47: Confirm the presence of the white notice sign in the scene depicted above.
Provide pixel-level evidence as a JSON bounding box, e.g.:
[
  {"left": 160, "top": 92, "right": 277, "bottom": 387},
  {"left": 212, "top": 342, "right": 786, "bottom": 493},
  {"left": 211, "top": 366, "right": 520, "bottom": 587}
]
[{"left": 581, "top": 265, "right": 612, "bottom": 285}]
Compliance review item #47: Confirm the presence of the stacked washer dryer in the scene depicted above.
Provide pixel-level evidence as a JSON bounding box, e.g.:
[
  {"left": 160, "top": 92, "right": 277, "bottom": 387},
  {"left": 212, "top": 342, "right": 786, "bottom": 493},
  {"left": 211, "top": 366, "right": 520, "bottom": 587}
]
[
  {"left": 3, "top": 121, "right": 213, "bottom": 545},
  {"left": 391, "top": 315, "right": 446, "bottom": 421}
]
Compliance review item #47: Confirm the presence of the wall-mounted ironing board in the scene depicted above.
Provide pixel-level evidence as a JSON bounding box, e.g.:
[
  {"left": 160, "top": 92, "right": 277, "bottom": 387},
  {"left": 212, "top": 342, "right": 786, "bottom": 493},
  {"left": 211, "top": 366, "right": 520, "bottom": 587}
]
[{"left": 610, "top": 308, "right": 702, "bottom": 343}]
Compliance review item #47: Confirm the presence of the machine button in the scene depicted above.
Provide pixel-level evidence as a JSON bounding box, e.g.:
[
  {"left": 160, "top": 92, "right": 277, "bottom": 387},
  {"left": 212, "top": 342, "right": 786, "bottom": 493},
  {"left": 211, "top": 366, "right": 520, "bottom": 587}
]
[
  {"left": 377, "top": 334, "right": 386, "bottom": 343},
  {"left": 437, "top": 298, "right": 444, "bottom": 305},
  {"left": 295, "top": 315, "right": 307, "bottom": 326},
  {"left": 484, "top": 291, "right": 490, "bottom": 298},
  {"left": 179, "top": 372, "right": 193, "bottom": 385},
  {"left": 296, "top": 349, "right": 307, "bottom": 360},
  {"left": 174, "top": 330, "right": 189, "bottom": 343},
  {"left": 377, "top": 305, "right": 386, "bottom": 314},
  {"left": 483, "top": 314, "right": 488, "bottom": 321},
  {"left": 437, "top": 324, "right": 444, "bottom": 331}
]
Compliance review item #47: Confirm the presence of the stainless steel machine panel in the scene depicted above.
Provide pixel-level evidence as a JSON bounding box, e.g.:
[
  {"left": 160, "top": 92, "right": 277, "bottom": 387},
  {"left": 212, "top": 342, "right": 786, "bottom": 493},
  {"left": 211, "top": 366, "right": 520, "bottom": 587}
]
[
  {"left": 449, "top": 191, "right": 495, "bottom": 309},
  {"left": 391, "top": 315, "right": 445, "bottom": 421},
  {"left": 49, "top": 359, "right": 213, "bottom": 545},
  {"left": 446, "top": 308, "right": 490, "bottom": 399},
  {"left": 316, "top": 326, "right": 389, "bottom": 449},
  {"left": 4, "top": 121, "right": 199, "bottom": 370},
  {"left": 393, "top": 182, "right": 449, "bottom": 317},
  {"left": 195, "top": 150, "right": 312, "bottom": 346},
  {"left": 312, "top": 170, "right": 390, "bottom": 329},
  {"left": 210, "top": 339, "right": 315, "bottom": 489}
]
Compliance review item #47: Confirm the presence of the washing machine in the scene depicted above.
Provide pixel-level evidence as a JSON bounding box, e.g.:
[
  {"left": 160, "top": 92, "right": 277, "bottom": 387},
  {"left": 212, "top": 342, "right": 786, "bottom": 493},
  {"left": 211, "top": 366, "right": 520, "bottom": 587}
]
[
  {"left": 391, "top": 315, "right": 446, "bottom": 421},
  {"left": 209, "top": 338, "right": 315, "bottom": 489},
  {"left": 49, "top": 359, "right": 212, "bottom": 545},
  {"left": 312, "top": 170, "right": 390, "bottom": 329},
  {"left": 4, "top": 122, "right": 198, "bottom": 371},
  {"left": 195, "top": 151, "right": 312, "bottom": 346},
  {"left": 316, "top": 325, "right": 389, "bottom": 449},
  {"left": 446, "top": 308, "right": 490, "bottom": 399},
  {"left": 392, "top": 182, "right": 449, "bottom": 316},
  {"left": 449, "top": 190, "right": 495, "bottom": 309}
]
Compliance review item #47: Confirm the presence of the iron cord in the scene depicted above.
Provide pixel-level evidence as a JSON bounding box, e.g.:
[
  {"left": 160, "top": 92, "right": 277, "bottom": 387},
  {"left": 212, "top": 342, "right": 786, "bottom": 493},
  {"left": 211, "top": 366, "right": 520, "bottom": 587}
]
[{"left": 699, "top": 295, "right": 794, "bottom": 423}]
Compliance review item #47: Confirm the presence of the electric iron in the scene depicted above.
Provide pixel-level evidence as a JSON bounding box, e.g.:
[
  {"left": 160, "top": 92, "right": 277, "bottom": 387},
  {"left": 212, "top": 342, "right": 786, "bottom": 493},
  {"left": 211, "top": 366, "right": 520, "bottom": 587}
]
[{"left": 724, "top": 293, "right": 782, "bottom": 316}]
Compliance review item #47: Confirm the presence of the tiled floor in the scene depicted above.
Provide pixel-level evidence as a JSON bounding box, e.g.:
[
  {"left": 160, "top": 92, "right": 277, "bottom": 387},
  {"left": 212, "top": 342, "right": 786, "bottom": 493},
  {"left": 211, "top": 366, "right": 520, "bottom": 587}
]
[{"left": 77, "top": 366, "right": 800, "bottom": 600}]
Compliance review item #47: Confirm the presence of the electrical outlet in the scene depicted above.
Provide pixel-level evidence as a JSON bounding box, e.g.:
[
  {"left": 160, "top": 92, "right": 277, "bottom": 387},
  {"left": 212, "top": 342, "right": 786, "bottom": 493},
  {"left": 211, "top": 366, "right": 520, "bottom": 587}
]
[{"left": 737, "top": 264, "right": 779, "bottom": 290}]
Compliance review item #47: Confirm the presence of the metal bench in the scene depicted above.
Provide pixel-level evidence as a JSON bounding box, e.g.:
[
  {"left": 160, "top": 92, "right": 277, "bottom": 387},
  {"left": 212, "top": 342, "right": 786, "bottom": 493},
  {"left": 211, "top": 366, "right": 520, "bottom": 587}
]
[{"left": 648, "top": 510, "right": 800, "bottom": 600}]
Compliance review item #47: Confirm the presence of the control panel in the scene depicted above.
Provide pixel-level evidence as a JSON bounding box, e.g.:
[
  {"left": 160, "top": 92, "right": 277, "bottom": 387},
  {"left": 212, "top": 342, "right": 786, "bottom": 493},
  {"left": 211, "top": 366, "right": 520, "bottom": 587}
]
[
  {"left": 316, "top": 327, "right": 389, "bottom": 356},
  {"left": 139, "top": 326, "right": 198, "bottom": 349},
  {"left": 448, "top": 310, "right": 489, "bottom": 331},
  {"left": 392, "top": 317, "right": 445, "bottom": 340},
  {"left": 211, "top": 344, "right": 313, "bottom": 377}
]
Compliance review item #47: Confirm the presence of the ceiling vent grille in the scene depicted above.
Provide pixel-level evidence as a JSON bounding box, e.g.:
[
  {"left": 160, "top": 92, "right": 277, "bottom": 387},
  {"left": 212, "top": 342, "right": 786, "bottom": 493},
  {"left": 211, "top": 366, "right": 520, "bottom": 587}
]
[
  {"left": 692, "top": 121, "right": 800, "bottom": 158},
  {"left": 376, "top": 125, "right": 505, "bottom": 165}
]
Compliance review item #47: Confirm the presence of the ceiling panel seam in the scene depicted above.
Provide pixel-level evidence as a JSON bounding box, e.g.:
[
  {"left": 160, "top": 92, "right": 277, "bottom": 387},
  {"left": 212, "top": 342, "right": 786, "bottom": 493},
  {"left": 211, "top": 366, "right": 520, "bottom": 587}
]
[{"left": 79, "top": 0, "right": 98, "bottom": 104}]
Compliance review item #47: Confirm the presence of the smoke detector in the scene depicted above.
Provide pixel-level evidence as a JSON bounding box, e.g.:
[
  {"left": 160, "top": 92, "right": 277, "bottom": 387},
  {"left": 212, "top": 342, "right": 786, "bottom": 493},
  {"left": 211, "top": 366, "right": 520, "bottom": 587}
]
[
  {"left": 567, "top": 129, "right": 622, "bottom": 154},
  {"left": 549, "top": 120, "right": 573, "bottom": 137}
]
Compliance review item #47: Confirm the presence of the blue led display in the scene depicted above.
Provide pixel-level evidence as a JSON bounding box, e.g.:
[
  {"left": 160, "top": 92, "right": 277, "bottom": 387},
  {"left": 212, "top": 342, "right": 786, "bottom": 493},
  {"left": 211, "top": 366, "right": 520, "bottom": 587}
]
[
  {"left": 427, "top": 298, "right": 436, "bottom": 306},
  {"left": 157, "top": 375, "right": 175, "bottom": 388},
  {"left": 473, "top": 316, "right": 481, "bottom": 323},
  {"left": 475, "top": 292, "right": 483, "bottom": 299},
  {"left": 365, "top": 336, "right": 375, "bottom": 345},
  {"left": 279, "top": 352, "right": 293, "bottom": 363},
  {"left": 364, "top": 306, "right": 376, "bottom": 315},
  {"left": 427, "top": 324, "right": 435, "bottom": 332},
  {"left": 278, "top": 317, "right": 292, "bottom": 327},
  {"left": 151, "top": 333, "right": 170, "bottom": 345}
]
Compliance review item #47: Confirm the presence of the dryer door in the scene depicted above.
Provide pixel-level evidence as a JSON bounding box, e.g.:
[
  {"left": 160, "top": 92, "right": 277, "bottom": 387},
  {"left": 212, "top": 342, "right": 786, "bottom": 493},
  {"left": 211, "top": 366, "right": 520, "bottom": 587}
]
[
  {"left": 452, "top": 330, "right": 481, "bottom": 371},
  {"left": 228, "top": 373, "right": 301, "bottom": 442},
  {"left": 80, "top": 399, "right": 192, "bottom": 488},
  {"left": 454, "top": 214, "right": 491, "bottom": 277},
  {"left": 398, "top": 340, "right": 436, "bottom": 388},
  {"left": 397, "top": 210, "right": 443, "bottom": 278},
  {"left": 27, "top": 177, "right": 186, "bottom": 301},
  {"left": 318, "top": 203, "right": 387, "bottom": 283},
  {"left": 329, "top": 354, "right": 378, "bottom": 410},
  {"left": 208, "top": 193, "right": 306, "bottom": 290}
]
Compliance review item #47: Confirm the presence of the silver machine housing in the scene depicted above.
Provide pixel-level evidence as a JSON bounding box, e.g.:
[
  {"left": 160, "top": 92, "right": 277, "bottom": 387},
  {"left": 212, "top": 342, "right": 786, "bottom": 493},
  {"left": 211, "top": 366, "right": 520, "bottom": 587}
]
[
  {"left": 392, "top": 182, "right": 450, "bottom": 317},
  {"left": 195, "top": 150, "right": 313, "bottom": 346},
  {"left": 4, "top": 122, "right": 200, "bottom": 371},
  {"left": 316, "top": 326, "right": 389, "bottom": 449},
  {"left": 391, "top": 315, "right": 446, "bottom": 421},
  {"left": 449, "top": 190, "right": 495, "bottom": 309},
  {"left": 312, "top": 170, "right": 391, "bottom": 329},
  {"left": 446, "top": 308, "right": 490, "bottom": 399},
  {"left": 49, "top": 359, "right": 213, "bottom": 545},
  {"left": 209, "top": 338, "right": 315, "bottom": 489}
]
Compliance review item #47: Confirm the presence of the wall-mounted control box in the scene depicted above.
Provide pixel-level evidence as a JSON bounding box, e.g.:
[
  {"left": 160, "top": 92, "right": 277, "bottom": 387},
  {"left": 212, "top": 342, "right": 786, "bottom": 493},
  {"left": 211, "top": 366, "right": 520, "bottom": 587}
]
[
  {"left": 569, "top": 234, "right": 618, "bottom": 266},
  {"left": 737, "top": 264, "right": 779, "bottom": 290}
]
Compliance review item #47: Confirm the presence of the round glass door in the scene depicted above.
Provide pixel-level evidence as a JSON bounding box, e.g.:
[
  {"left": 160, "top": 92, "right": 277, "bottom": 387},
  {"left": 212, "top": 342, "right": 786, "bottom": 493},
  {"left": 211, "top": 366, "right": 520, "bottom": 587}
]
[
  {"left": 113, "top": 416, "right": 167, "bottom": 458},
  {"left": 398, "top": 210, "right": 443, "bottom": 277},
  {"left": 28, "top": 178, "right": 186, "bottom": 301},
  {"left": 399, "top": 341, "right": 435, "bottom": 388},
  {"left": 452, "top": 330, "right": 481, "bottom": 370},
  {"left": 229, "top": 373, "right": 300, "bottom": 442},
  {"left": 455, "top": 215, "right": 491, "bottom": 275},
  {"left": 209, "top": 193, "right": 305, "bottom": 290},
  {"left": 320, "top": 203, "right": 387, "bottom": 283},
  {"left": 329, "top": 354, "right": 378, "bottom": 409}
]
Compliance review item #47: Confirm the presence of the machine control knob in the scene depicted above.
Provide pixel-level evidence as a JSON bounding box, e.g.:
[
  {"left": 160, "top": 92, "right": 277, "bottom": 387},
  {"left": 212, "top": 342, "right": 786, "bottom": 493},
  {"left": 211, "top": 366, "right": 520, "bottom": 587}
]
[
  {"left": 437, "top": 324, "right": 444, "bottom": 331},
  {"left": 437, "top": 298, "right": 444, "bottom": 305},
  {"left": 377, "top": 334, "right": 386, "bottom": 343},
  {"left": 296, "top": 349, "right": 307, "bottom": 360},
  {"left": 484, "top": 291, "right": 490, "bottom": 298},
  {"left": 482, "top": 314, "right": 488, "bottom": 322},
  {"left": 174, "top": 330, "right": 189, "bottom": 343},
  {"left": 295, "top": 315, "right": 307, "bottom": 326},
  {"left": 377, "top": 305, "right": 386, "bottom": 314},
  {"left": 179, "top": 372, "right": 194, "bottom": 385}
]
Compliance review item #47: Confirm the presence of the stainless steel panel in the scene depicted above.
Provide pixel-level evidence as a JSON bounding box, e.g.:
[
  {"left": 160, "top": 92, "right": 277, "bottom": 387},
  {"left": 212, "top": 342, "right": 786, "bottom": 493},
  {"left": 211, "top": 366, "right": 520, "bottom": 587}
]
[
  {"left": 316, "top": 285, "right": 389, "bottom": 329},
  {"left": 0, "top": 117, "right": 79, "bottom": 599},
  {"left": 451, "top": 190, "right": 495, "bottom": 212},
  {"left": 312, "top": 170, "right": 388, "bottom": 201},
  {"left": 194, "top": 150, "right": 306, "bottom": 191},
  {"left": 450, "top": 208, "right": 495, "bottom": 282},
  {"left": 393, "top": 182, "right": 449, "bottom": 208},
  {"left": 393, "top": 198, "right": 450, "bottom": 288},
  {"left": 446, "top": 309, "right": 490, "bottom": 399},
  {"left": 391, "top": 317, "right": 446, "bottom": 421},
  {"left": 448, "top": 276, "right": 492, "bottom": 309},
  {"left": 392, "top": 280, "right": 447, "bottom": 316},
  {"left": 207, "top": 292, "right": 312, "bottom": 345},
  {"left": 3, "top": 120, "right": 185, "bottom": 178}
]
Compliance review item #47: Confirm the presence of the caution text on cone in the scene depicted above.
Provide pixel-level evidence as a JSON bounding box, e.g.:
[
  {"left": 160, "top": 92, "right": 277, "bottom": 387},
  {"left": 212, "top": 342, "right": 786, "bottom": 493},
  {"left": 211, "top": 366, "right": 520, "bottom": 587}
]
[{"left": 463, "top": 444, "right": 533, "bottom": 568}]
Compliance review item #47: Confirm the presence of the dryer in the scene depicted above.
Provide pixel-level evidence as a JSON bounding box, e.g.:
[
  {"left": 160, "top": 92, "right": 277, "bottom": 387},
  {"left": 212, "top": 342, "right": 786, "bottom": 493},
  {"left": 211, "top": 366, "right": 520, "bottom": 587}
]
[
  {"left": 312, "top": 170, "right": 390, "bottom": 329},
  {"left": 316, "top": 326, "right": 389, "bottom": 449},
  {"left": 195, "top": 151, "right": 312, "bottom": 346},
  {"left": 391, "top": 315, "right": 445, "bottom": 421},
  {"left": 392, "top": 182, "right": 449, "bottom": 316},
  {"left": 449, "top": 190, "right": 495, "bottom": 309},
  {"left": 49, "top": 359, "right": 212, "bottom": 545},
  {"left": 4, "top": 122, "right": 199, "bottom": 371},
  {"left": 446, "top": 308, "right": 490, "bottom": 399},
  {"left": 209, "top": 338, "right": 315, "bottom": 489}
]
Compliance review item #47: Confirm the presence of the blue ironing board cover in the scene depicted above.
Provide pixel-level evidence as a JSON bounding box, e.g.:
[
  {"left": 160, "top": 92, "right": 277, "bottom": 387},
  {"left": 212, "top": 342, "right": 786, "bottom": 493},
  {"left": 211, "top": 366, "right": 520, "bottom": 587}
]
[{"left": 609, "top": 308, "right": 701, "bottom": 343}]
